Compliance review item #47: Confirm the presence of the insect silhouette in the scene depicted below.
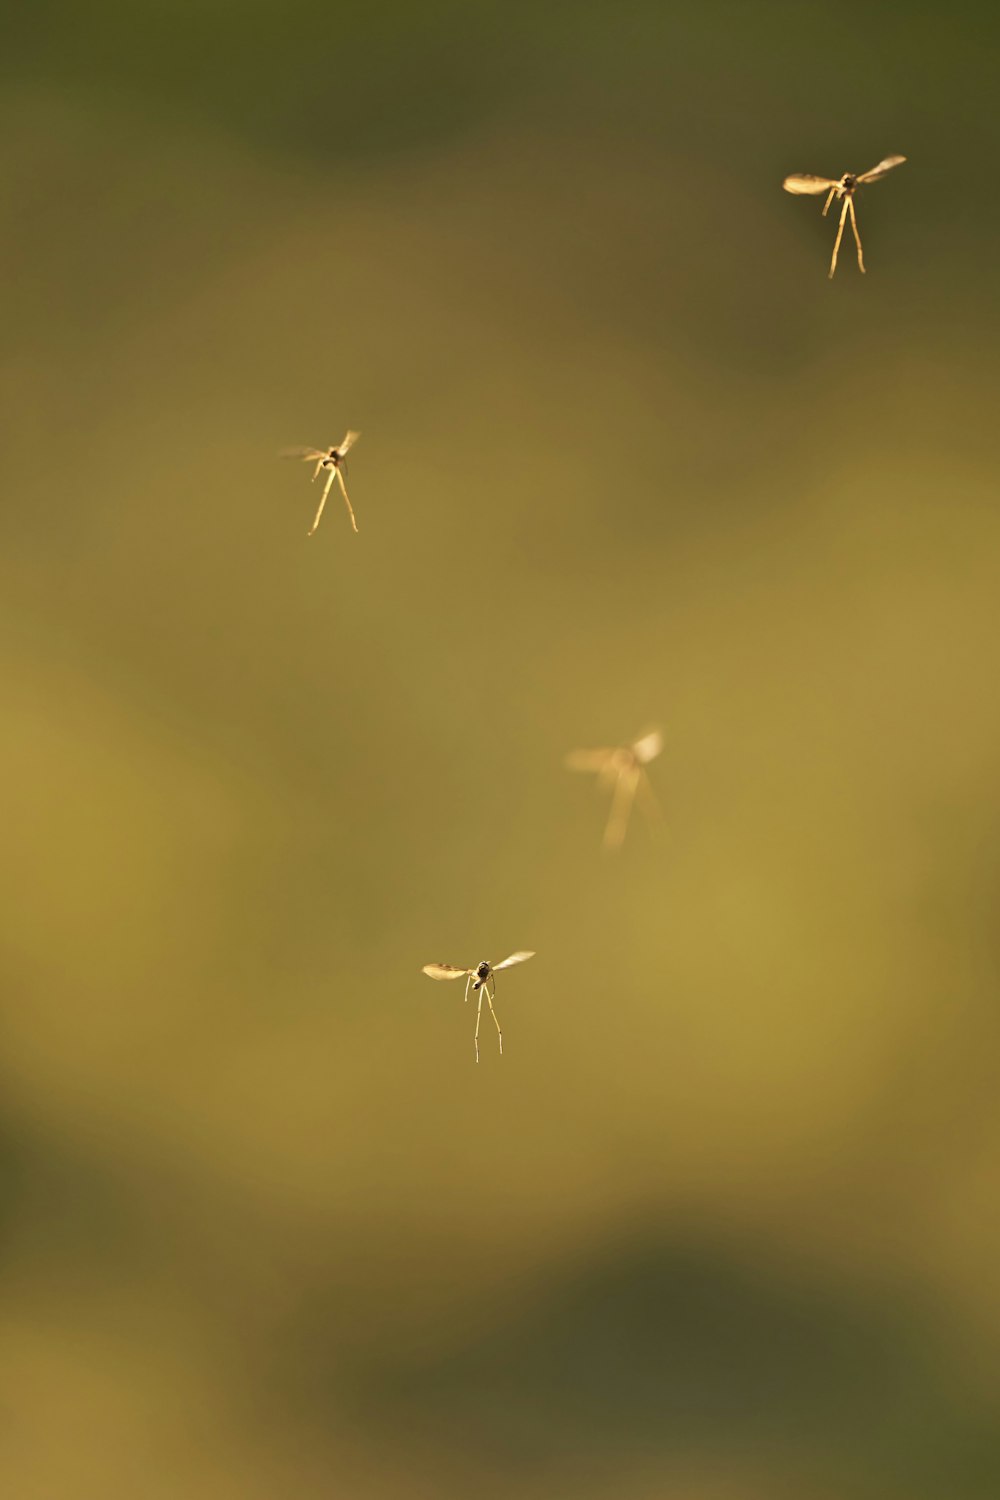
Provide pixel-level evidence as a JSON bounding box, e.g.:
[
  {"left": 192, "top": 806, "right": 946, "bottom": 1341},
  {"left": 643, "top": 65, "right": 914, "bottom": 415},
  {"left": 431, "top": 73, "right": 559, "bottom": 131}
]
[
  {"left": 566, "top": 729, "right": 663, "bottom": 852},
  {"left": 421, "top": 952, "right": 535, "bottom": 1062},
  {"left": 782, "top": 156, "right": 906, "bottom": 278},
  {"left": 281, "top": 430, "right": 360, "bottom": 535}
]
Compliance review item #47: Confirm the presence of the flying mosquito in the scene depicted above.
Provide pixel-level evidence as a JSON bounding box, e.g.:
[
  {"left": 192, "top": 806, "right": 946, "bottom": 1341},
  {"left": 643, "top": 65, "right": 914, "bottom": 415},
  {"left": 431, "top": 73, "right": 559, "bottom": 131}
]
[
  {"left": 280, "top": 430, "right": 361, "bottom": 535},
  {"left": 782, "top": 155, "right": 906, "bottom": 278},
  {"left": 566, "top": 729, "right": 662, "bottom": 852},
  {"left": 421, "top": 951, "right": 535, "bottom": 1062}
]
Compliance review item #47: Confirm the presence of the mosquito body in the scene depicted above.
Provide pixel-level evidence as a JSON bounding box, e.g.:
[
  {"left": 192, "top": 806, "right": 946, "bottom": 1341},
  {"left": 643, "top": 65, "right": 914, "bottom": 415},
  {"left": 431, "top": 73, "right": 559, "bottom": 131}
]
[
  {"left": 783, "top": 155, "right": 906, "bottom": 278},
  {"left": 566, "top": 729, "right": 662, "bottom": 852},
  {"left": 421, "top": 951, "right": 535, "bottom": 1061},
  {"left": 281, "top": 430, "right": 360, "bottom": 535}
]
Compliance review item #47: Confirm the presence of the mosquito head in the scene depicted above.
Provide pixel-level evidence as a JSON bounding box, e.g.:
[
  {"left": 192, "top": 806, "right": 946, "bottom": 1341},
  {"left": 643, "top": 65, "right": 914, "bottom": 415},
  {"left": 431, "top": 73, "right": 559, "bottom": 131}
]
[
  {"left": 476, "top": 961, "right": 491, "bottom": 980},
  {"left": 841, "top": 173, "right": 857, "bottom": 192}
]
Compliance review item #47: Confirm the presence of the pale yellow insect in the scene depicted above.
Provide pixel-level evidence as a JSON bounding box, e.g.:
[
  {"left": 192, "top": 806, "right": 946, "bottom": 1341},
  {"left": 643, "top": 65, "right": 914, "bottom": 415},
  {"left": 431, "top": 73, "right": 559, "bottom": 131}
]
[
  {"left": 783, "top": 155, "right": 906, "bottom": 278},
  {"left": 421, "top": 952, "right": 535, "bottom": 1062},
  {"left": 566, "top": 729, "right": 663, "bottom": 852},
  {"left": 281, "top": 430, "right": 360, "bottom": 535}
]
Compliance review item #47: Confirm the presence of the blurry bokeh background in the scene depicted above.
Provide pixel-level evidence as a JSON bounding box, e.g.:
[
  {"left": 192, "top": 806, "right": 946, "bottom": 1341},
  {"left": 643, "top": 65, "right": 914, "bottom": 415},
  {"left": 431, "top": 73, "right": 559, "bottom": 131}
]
[{"left": 3, "top": 2, "right": 1000, "bottom": 1495}]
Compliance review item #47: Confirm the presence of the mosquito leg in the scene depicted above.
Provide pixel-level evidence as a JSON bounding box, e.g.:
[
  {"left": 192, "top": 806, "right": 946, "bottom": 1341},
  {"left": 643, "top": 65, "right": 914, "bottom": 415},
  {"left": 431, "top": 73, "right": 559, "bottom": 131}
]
[
  {"left": 308, "top": 470, "right": 335, "bottom": 535},
  {"left": 847, "top": 195, "right": 865, "bottom": 273},
  {"left": 829, "top": 197, "right": 849, "bottom": 279},
  {"left": 485, "top": 979, "right": 503, "bottom": 1056},
  {"left": 598, "top": 761, "right": 619, "bottom": 794},
  {"left": 474, "top": 985, "right": 484, "bottom": 1063},
  {"left": 635, "top": 769, "right": 662, "bottom": 834},
  {"left": 603, "top": 769, "right": 637, "bottom": 852},
  {"left": 311, "top": 459, "right": 324, "bottom": 482},
  {"left": 335, "top": 466, "right": 359, "bottom": 533},
  {"left": 822, "top": 187, "right": 837, "bottom": 218}
]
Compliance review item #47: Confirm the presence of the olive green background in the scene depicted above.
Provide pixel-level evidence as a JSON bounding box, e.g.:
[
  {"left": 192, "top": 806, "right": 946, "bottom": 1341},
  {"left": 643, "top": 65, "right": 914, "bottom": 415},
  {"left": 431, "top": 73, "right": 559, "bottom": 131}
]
[{"left": 3, "top": 3, "right": 1000, "bottom": 1496}]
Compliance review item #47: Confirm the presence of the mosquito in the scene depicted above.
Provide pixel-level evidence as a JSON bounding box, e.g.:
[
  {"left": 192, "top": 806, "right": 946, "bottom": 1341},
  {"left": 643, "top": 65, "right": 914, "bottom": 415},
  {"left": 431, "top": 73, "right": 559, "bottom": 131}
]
[
  {"left": 281, "top": 430, "right": 360, "bottom": 535},
  {"left": 782, "top": 155, "right": 906, "bottom": 278},
  {"left": 566, "top": 729, "right": 663, "bottom": 852},
  {"left": 421, "top": 951, "right": 535, "bottom": 1061}
]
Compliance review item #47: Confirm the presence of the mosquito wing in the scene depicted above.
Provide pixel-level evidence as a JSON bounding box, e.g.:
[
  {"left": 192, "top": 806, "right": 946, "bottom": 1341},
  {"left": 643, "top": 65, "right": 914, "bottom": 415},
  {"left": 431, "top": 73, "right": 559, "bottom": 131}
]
[
  {"left": 631, "top": 729, "right": 663, "bottom": 765},
  {"left": 281, "top": 447, "right": 329, "bottom": 462},
  {"left": 783, "top": 174, "right": 838, "bottom": 195},
  {"left": 422, "top": 962, "right": 471, "bottom": 981},
  {"left": 565, "top": 748, "right": 615, "bottom": 773},
  {"left": 493, "top": 951, "right": 535, "bottom": 971},
  {"left": 335, "top": 429, "right": 361, "bottom": 458},
  {"left": 856, "top": 155, "right": 906, "bottom": 184}
]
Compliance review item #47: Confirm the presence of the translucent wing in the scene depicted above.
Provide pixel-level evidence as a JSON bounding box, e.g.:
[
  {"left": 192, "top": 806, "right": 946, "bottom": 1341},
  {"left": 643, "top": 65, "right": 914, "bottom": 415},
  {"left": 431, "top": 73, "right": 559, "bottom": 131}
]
[
  {"left": 783, "top": 174, "right": 838, "bottom": 195},
  {"left": 493, "top": 951, "right": 535, "bottom": 971},
  {"left": 856, "top": 155, "right": 906, "bottom": 184},
  {"left": 422, "top": 962, "right": 470, "bottom": 981},
  {"left": 565, "top": 748, "right": 615, "bottom": 773},
  {"left": 281, "top": 446, "right": 329, "bottom": 461},
  {"left": 631, "top": 729, "right": 663, "bottom": 765},
  {"left": 335, "top": 429, "right": 361, "bottom": 458}
]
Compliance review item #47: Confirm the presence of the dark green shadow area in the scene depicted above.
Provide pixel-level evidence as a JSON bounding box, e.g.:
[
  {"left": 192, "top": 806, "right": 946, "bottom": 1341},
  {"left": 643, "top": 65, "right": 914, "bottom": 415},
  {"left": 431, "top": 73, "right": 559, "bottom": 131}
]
[
  {"left": 6, "top": 0, "right": 1000, "bottom": 174},
  {"left": 293, "top": 1232, "right": 1000, "bottom": 1498}
]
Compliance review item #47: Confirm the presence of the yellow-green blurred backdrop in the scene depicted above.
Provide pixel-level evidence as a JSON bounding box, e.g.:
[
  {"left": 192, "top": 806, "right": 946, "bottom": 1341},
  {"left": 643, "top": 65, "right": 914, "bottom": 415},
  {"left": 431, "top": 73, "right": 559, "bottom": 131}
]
[{"left": 3, "top": 3, "right": 1000, "bottom": 1496}]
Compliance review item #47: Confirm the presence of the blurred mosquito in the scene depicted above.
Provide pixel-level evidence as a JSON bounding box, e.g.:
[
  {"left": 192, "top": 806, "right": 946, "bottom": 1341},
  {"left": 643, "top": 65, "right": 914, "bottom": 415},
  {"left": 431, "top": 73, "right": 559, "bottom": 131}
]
[
  {"left": 421, "top": 951, "right": 535, "bottom": 1062},
  {"left": 281, "top": 430, "right": 360, "bottom": 535},
  {"left": 782, "top": 155, "right": 906, "bottom": 278},
  {"left": 566, "top": 729, "right": 662, "bottom": 852}
]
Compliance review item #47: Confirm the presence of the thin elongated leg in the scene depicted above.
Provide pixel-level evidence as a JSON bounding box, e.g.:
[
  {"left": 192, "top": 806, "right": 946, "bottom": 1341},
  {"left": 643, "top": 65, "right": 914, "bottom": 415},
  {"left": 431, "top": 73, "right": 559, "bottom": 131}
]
[
  {"left": 464, "top": 973, "right": 472, "bottom": 1006},
  {"left": 829, "top": 197, "right": 849, "bottom": 279},
  {"left": 594, "top": 758, "right": 619, "bottom": 800},
  {"left": 822, "top": 187, "right": 837, "bottom": 217},
  {"left": 604, "top": 768, "right": 638, "bottom": 852},
  {"left": 308, "top": 469, "right": 335, "bottom": 535},
  {"left": 335, "top": 466, "right": 359, "bottom": 533},
  {"left": 311, "top": 459, "right": 325, "bottom": 482},
  {"left": 847, "top": 195, "right": 865, "bottom": 272},
  {"left": 484, "top": 978, "right": 503, "bottom": 1056},
  {"left": 474, "top": 984, "right": 484, "bottom": 1063},
  {"left": 635, "top": 769, "right": 662, "bottom": 834}
]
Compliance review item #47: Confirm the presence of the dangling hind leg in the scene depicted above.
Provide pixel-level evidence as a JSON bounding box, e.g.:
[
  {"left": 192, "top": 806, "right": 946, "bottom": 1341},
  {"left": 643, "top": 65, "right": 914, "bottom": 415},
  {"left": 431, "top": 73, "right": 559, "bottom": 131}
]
[
  {"left": 636, "top": 769, "right": 662, "bottom": 839},
  {"left": 829, "top": 197, "right": 849, "bottom": 279},
  {"left": 484, "top": 979, "right": 503, "bottom": 1057},
  {"left": 473, "top": 983, "right": 484, "bottom": 1063},
  {"left": 847, "top": 196, "right": 865, "bottom": 272},
  {"left": 335, "top": 466, "right": 359, "bottom": 533},
  {"left": 603, "top": 769, "right": 638, "bottom": 852},
  {"left": 308, "top": 469, "right": 335, "bottom": 535}
]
